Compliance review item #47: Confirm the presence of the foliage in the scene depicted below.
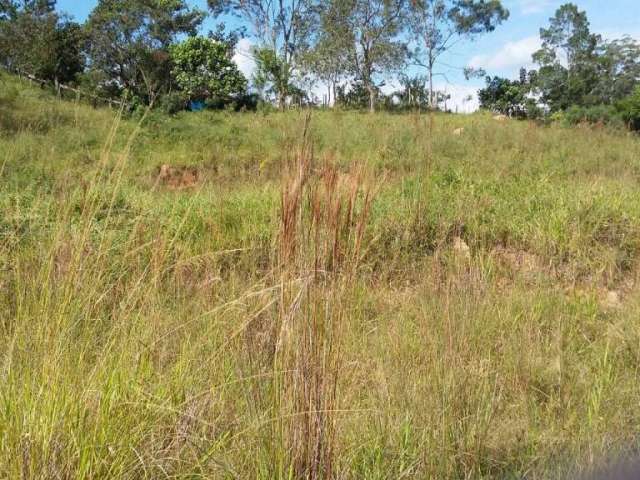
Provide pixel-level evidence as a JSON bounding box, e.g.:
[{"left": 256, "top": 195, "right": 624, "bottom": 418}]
[
  {"left": 529, "top": 3, "right": 640, "bottom": 114},
  {"left": 170, "top": 36, "right": 247, "bottom": 103},
  {"left": 84, "top": 0, "right": 205, "bottom": 103},
  {"left": 208, "top": 0, "right": 319, "bottom": 109},
  {"left": 303, "top": 0, "right": 353, "bottom": 105},
  {"left": 156, "top": 90, "right": 188, "bottom": 115},
  {"left": 563, "top": 104, "right": 621, "bottom": 127},
  {"left": 335, "top": 0, "right": 408, "bottom": 112},
  {"left": 0, "top": 1, "right": 84, "bottom": 83},
  {"left": 251, "top": 46, "right": 292, "bottom": 106},
  {"left": 478, "top": 75, "right": 529, "bottom": 117},
  {"left": 617, "top": 85, "right": 640, "bottom": 131}
]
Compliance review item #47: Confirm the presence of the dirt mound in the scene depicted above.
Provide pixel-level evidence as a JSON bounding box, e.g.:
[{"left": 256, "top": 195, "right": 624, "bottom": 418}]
[
  {"left": 492, "top": 246, "right": 543, "bottom": 274},
  {"left": 157, "top": 164, "right": 200, "bottom": 189}
]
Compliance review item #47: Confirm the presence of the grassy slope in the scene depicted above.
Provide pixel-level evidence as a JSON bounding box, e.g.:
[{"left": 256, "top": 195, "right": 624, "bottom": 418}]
[{"left": 2, "top": 72, "right": 640, "bottom": 478}]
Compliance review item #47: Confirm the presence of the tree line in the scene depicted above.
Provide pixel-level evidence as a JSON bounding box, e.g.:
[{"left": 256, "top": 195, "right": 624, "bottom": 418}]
[
  {"left": 0, "top": 0, "right": 510, "bottom": 113},
  {"left": 2, "top": 1, "right": 637, "bottom": 125},
  {"left": 478, "top": 3, "right": 640, "bottom": 129}
]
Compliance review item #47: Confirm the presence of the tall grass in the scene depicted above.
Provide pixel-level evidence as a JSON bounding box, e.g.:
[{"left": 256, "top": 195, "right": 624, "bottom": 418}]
[{"left": 2, "top": 73, "right": 640, "bottom": 478}]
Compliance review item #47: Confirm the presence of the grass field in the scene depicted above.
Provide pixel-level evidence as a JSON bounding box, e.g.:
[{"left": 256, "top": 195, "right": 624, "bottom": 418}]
[{"left": 2, "top": 72, "right": 640, "bottom": 479}]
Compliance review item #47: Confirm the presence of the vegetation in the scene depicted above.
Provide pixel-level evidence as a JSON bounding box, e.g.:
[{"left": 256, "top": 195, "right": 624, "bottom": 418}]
[
  {"left": 2, "top": 72, "right": 640, "bottom": 478},
  {"left": 479, "top": 3, "right": 640, "bottom": 128}
]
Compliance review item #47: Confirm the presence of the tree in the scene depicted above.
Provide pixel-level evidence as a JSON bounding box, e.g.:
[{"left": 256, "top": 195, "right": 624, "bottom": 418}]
[
  {"left": 170, "top": 36, "right": 247, "bottom": 102},
  {"left": 85, "top": 0, "right": 205, "bottom": 103},
  {"left": 0, "top": 1, "right": 84, "bottom": 84},
  {"left": 208, "top": 0, "right": 319, "bottom": 110},
  {"left": 595, "top": 37, "right": 640, "bottom": 104},
  {"left": 478, "top": 75, "right": 527, "bottom": 117},
  {"left": 617, "top": 85, "right": 640, "bottom": 131},
  {"left": 251, "top": 46, "right": 292, "bottom": 105},
  {"left": 337, "top": 0, "right": 408, "bottom": 113},
  {"left": 304, "top": 0, "right": 353, "bottom": 106},
  {"left": 531, "top": 3, "right": 601, "bottom": 111},
  {"left": 407, "top": 0, "right": 509, "bottom": 109}
]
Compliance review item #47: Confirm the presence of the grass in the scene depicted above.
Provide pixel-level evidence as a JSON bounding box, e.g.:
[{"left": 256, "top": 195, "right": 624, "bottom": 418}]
[{"left": 2, "top": 71, "right": 640, "bottom": 478}]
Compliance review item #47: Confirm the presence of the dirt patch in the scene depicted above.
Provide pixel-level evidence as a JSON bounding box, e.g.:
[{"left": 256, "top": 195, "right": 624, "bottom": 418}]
[
  {"left": 491, "top": 246, "right": 544, "bottom": 274},
  {"left": 600, "top": 289, "right": 623, "bottom": 310},
  {"left": 156, "top": 164, "right": 200, "bottom": 190}
]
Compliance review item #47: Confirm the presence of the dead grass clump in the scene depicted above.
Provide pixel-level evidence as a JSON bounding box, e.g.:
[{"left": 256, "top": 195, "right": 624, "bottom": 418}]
[{"left": 272, "top": 113, "right": 376, "bottom": 479}]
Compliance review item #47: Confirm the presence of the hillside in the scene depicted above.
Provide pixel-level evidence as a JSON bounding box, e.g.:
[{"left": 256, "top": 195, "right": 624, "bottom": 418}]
[{"left": 2, "top": 73, "right": 640, "bottom": 479}]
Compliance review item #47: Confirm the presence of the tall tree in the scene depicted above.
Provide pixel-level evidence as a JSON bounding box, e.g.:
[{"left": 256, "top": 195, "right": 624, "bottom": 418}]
[
  {"left": 532, "top": 3, "right": 600, "bottom": 111},
  {"left": 595, "top": 37, "right": 640, "bottom": 104},
  {"left": 407, "top": 0, "right": 509, "bottom": 109},
  {"left": 85, "top": 0, "right": 204, "bottom": 102},
  {"left": 304, "top": 0, "right": 353, "bottom": 106},
  {"left": 337, "top": 0, "right": 408, "bottom": 113},
  {"left": 208, "top": 0, "right": 319, "bottom": 109}
]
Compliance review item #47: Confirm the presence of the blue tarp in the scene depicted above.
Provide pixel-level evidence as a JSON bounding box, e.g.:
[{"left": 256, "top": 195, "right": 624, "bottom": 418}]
[{"left": 189, "top": 100, "right": 205, "bottom": 112}]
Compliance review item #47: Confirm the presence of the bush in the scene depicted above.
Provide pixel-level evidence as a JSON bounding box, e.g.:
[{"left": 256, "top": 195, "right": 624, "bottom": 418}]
[
  {"left": 617, "top": 86, "right": 640, "bottom": 131},
  {"left": 563, "top": 104, "right": 623, "bottom": 127},
  {"left": 157, "top": 91, "right": 188, "bottom": 115}
]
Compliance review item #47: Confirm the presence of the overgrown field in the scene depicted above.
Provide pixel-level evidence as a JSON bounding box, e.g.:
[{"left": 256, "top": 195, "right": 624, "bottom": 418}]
[{"left": 2, "top": 73, "right": 640, "bottom": 479}]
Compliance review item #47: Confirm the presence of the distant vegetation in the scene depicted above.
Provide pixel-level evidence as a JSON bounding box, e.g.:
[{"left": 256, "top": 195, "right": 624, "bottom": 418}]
[
  {"left": 1, "top": 1, "right": 638, "bottom": 125},
  {"left": 478, "top": 4, "right": 640, "bottom": 129}
]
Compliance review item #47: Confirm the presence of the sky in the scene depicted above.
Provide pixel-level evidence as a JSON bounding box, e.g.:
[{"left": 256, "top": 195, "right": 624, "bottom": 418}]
[{"left": 57, "top": 0, "right": 640, "bottom": 112}]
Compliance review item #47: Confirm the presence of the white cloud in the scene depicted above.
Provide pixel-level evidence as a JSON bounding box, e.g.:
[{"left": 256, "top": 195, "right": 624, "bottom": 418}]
[
  {"left": 436, "top": 84, "right": 479, "bottom": 113},
  {"left": 381, "top": 81, "right": 479, "bottom": 113},
  {"left": 233, "top": 38, "right": 256, "bottom": 79},
  {"left": 517, "top": 0, "right": 553, "bottom": 15},
  {"left": 469, "top": 35, "right": 540, "bottom": 72}
]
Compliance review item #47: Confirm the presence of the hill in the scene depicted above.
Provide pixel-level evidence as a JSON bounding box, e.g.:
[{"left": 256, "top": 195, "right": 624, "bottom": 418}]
[{"left": 2, "top": 72, "right": 640, "bottom": 479}]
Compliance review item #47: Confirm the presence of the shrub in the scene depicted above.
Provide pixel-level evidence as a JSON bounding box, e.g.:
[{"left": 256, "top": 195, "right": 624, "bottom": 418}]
[
  {"left": 617, "top": 86, "right": 640, "bottom": 131},
  {"left": 157, "top": 91, "right": 188, "bottom": 115},
  {"left": 563, "top": 104, "right": 622, "bottom": 127}
]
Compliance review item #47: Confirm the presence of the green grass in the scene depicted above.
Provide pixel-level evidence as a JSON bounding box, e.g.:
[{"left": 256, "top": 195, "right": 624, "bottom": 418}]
[{"left": 2, "top": 71, "right": 640, "bottom": 478}]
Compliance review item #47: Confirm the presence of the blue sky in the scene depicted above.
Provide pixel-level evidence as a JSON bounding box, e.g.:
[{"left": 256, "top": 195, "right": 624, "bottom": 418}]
[{"left": 57, "top": 0, "right": 640, "bottom": 111}]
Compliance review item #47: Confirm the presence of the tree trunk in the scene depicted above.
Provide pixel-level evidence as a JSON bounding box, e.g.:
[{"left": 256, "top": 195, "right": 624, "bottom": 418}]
[
  {"left": 367, "top": 84, "right": 375, "bottom": 113},
  {"left": 332, "top": 81, "right": 337, "bottom": 108},
  {"left": 278, "top": 91, "right": 286, "bottom": 111},
  {"left": 428, "top": 62, "right": 434, "bottom": 110}
]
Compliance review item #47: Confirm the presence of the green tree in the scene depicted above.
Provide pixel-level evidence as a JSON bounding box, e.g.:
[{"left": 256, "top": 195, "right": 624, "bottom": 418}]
[
  {"left": 337, "top": 0, "right": 408, "bottom": 113},
  {"left": 0, "top": 0, "right": 84, "bottom": 84},
  {"left": 85, "top": 0, "right": 205, "bottom": 103},
  {"left": 595, "top": 37, "right": 640, "bottom": 104},
  {"left": 304, "top": 0, "right": 353, "bottom": 106},
  {"left": 532, "top": 3, "right": 600, "bottom": 111},
  {"left": 617, "top": 85, "right": 640, "bottom": 131},
  {"left": 170, "top": 36, "right": 247, "bottom": 103},
  {"left": 251, "top": 46, "right": 292, "bottom": 105},
  {"left": 408, "top": 0, "right": 509, "bottom": 109},
  {"left": 478, "top": 75, "right": 528, "bottom": 117},
  {"left": 208, "top": 0, "right": 319, "bottom": 110}
]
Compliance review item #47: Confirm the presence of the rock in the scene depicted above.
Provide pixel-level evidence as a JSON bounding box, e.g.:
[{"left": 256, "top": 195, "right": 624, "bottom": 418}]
[
  {"left": 452, "top": 237, "right": 471, "bottom": 260},
  {"left": 602, "top": 290, "right": 622, "bottom": 310}
]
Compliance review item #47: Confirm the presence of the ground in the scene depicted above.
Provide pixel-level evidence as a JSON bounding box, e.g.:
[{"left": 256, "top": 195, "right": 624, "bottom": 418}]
[{"left": 2, "top": 72, "right": 640, "bottom": 478}]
